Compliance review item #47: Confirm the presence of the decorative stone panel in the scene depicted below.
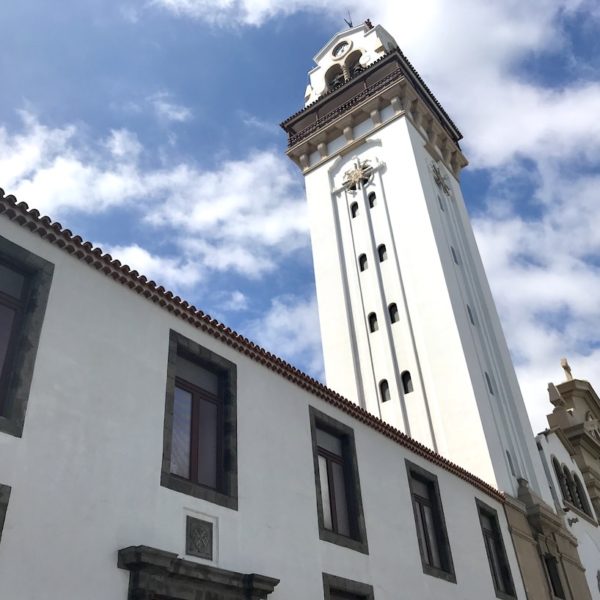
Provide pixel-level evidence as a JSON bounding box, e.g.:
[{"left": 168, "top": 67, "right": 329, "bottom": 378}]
[{"left": 186, "top": 516, "right": 213, "bottom": 560}]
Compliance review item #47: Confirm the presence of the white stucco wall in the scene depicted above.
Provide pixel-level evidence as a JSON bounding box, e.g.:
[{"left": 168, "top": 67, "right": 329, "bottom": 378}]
[{"left": 0, "top": 216, "right": 525, "bottom": 599}]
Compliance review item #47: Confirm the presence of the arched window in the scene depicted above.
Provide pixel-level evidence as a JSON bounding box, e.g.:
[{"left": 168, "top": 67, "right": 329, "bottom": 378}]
[
  {"left": 553, "top": 458, "right": 571, "bottom": 503},
  {"left": 379, "top": 379, "right": 391, "bottom": 403},
  {"left": 563, "top": 466, "right": 576, "bottom": 505},
  {"left": 574, "top": 475, "right": 593, "bottom": 517},
  {"left": 389, "top": 303, "right": 399, "bottom": 323},
  {"left": 368, "top": 312, "right": 378, "bottom": 332},
  {"left": 359, "top": 254, "right": 368, "bottom": 272},
  {"left": 325, "top": 64, "right": 345, "bottom": 91},
  {"left": 401, "top": 371, "right": 413, "bottom": 394},
  {"left": 378, "top": 244, "right": 387, "bottom": 262},
  {"left": 351, "top": 202, "right": 359, "bottom": 218},
  {"left": 485, "top": 372, "right": 494, "bottom": 395},
  {"left": 451, "top": 246, "right": 459, "bottom": 264},
  {"left": 345, "top": 50, "right": 364, "bottom": 78},
  {"left": 368, "top": 192, "right": 376, "bottom": 208}
]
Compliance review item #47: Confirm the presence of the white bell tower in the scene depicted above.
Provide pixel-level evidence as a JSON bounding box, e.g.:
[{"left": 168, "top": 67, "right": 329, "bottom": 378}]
[{"left": 282, "top": 21, "right": 550, "bottom": 498}]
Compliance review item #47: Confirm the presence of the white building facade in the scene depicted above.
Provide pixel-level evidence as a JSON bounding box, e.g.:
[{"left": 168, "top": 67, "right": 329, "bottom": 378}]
[{"left": 0, "top": 191, "right": 525, "bottom": 599}]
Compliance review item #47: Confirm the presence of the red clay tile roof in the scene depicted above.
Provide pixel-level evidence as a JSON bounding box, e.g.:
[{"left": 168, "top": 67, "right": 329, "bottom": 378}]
[{"left": 0, "top": 188, "right": 503, "bottom": 502}]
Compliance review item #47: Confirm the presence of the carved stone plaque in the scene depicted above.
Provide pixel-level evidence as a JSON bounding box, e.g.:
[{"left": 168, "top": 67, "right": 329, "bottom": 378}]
[{"left": 186, "top": 516, "right": 213, "bottom": 560}]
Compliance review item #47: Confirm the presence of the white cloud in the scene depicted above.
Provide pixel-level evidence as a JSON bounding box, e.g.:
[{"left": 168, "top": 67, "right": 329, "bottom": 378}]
[
  {"left": 222, "top": 290, "right": 249, "bottom": 311},
  {"left": 244, "top": 294, "right": 324, "bottom": 378},
  {"left": 149, "top": 92, "right": 193, "bottom": 123}
]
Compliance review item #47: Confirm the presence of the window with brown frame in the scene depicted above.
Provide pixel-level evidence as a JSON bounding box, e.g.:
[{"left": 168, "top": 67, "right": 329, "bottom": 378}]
[
  {"left": 309, "top": 406, "right": 368, "bottom": 554},
  {"left": 476, "top": 499, "right": 516, "bottom": 599},
  {"left": 0, "top": 237, "right": 53, "bottom": 438},
  {"left": 406, "top": 461, "right": 455, "bottom": 583},
  {"left": 161, "top": 330, "right": 237, "bottom": 510}
]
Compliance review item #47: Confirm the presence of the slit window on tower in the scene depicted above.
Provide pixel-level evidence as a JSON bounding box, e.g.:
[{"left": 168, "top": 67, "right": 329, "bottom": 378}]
[
  {"left": 451, "top": 246, "right": 459, "bottom": 264},
  {"left": 467, "top": 305, "right": 476, "bottom": 325},
  {"left": 401, "top": 371, "right": 413, "bottom": 394},
  {"left": 485, "top": 372, "right": 494, "bottom": 395},
  {"left": 359, "top": 254, "right": 368, "bottom": 272},
  {"left": 379, "top": 379, "right": 391, "bottom": 403},
  {"left": 389, "top": 303, "right": 399, "bottom": 323},
  {"left": 368, "top": 192, "right": 377, "bottom": 208},
  {"left": 378, "top": 244, "right": 387, "bottom": 262},
  {"left": 351, "top": 202, "right": 359, "bottom": 218},
  {"left": 368, "top": 313, "right": 378, "bottom": 332},
  {"left": 438, "top": 195, "right": 444, "bottom": 211}
]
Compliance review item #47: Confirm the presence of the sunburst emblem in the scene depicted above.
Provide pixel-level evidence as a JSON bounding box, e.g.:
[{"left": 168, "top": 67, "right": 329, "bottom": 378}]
[
  {"left": 432, "top": 162, "right": 450, "bottom": 195},
  {"left": 342, "top": 159, "right": 373, "bottom": 191}
]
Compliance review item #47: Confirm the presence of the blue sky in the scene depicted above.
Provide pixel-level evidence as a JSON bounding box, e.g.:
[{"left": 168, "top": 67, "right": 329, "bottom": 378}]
[{"left": 2, "top": 0, "right": 600, "bottom": 432}]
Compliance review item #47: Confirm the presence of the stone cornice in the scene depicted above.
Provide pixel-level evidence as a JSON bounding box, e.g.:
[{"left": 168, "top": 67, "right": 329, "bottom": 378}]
[{"left": 0, "top": 189, "right": 503, "bottom": 503}]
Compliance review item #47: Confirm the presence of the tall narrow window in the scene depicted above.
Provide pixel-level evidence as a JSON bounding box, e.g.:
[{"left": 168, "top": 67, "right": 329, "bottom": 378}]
[
  {"left": 553, "top": 458, "right": 571, "bottom": 504},
  {"left": 476, "top": 500, "right": 515, "bottom": 598},
  {"left": 406, "top": 461, "right": 455, "bottom": 582},
  {"left": 467, "top": 304, "right": 476, "bottom": 325},
  {"left": 389, "top": 303, "right": 399, "bottom": 323},
  {"left": 506, "top": 450, "right": 516, "bottom": 477},
  {"left": 379, "top": 379, "right": 391, "bottom": 403},
  {"left": 401, "top": 370, "right": 413, "bottom": 394},
  {"left": 368, "top": 192, "right": 376, "bottom": 208},
  {"left": 438, "top": 195, "right": 445, "bottom": 211},
  {"left": 0, "top": 238, "right": 54, "bottom": 438},
  {"left": 162, "top": 330, "right": 237, "bottom": 510},
  {"left": 358, "top": 254, "right": 368, "bottom": 272},
  {"left": 451, "top": 246, "right": 459, "bottom": 264},
  {"left": 574, "top": 475, "right": 593, "bottom": 517},
  {"left": 309, "top": 407, "right": 368, "bottom": 554},
  {"left": 351, "top": 202, "right": 359, "bottom": 218},
  {"left": 368, "top": 313, "right": 378, "bottom": 332},
  {"left": 563, "top": 467, "right": 577, "bottom": 506},
  {"left": 485, "top": 372, "right": 494, "bottom": 395},
  {"left": 544, "top": 555, "right": 565, "bottom": 599},
  {"left": 377, "top": 244, "right": 387, "bottom": 262}
]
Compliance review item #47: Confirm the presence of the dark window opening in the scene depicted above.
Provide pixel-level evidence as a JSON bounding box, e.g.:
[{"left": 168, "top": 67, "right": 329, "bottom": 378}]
[
  {"left": 310, "top": 407, "right": 368, "bottom": 554},
  {"left": 323, "top": 573, "right": 374, "bottom": 600},
  {"left": 162, "top": 330, "right": 237, "bottom": 510},
  {"left": 506, "top": 450, "right": 516, "bottom": 478},
  {"left": 438, "top": 195, "right": 445, "bottom": 211},
  {"left": 379, "top": 379, "right": 391, "bottom": 403},
  {"left": 346, "top": 50, "right": 364, "bottom": 78},
  {"left": 485, "top": 372, "right": 494, "bottom": 395},
  {"left": 407, "top": 461, "right": 455, "bottom": 582},
  {"left": 359, "top": 254, "right": 368, "bottom": 272},
  {"left": 476, "top": 500, "right": 516, "bottom": 598},
  {"left": 325, "top": 64, "right": 345, "bottom": 91},
  {"left": 402, "top": 370, "right": 413, "bottom": 394},
  {"left": 467, "top": 305, "right": 476, "bottom": 325},
  {"left": 351, "top": 202, "right": 359, "bottom": 218},
  {"left": 0, "top": 238, "right": 54, "bottom": 438},
  {"left": 368, "top": 192, "right": 376, "bottom": 208},
  {"left": 368, "top": 313, "right": 378, "bottom": 332},
  {"left": 377, "top": 244, "right": 387, "bottom": 262},
  {"left": 544, "top": 555, "right": 565, "bottom": 599},
  {"left": 389, "top": 303, "right": 399, "bottom": 323},
  {"left": 553, "top": 458, "right": 572, "bottom": 504},
  {"left": 451, "top": 246, "right": 459, "bottom": 264},
  {"left": 574, "top": 475, "right": 593, "bottom": 517}
]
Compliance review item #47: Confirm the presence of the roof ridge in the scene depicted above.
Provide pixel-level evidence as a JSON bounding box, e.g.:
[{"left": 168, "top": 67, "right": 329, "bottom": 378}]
[{"left": 0, "top": 188, "right": 503, "bottom": 502}]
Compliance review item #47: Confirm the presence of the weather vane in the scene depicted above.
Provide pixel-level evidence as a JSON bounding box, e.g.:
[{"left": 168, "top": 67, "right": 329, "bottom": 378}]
[{"left": 344, "top": 10, "right": 353, "bottom": 28}]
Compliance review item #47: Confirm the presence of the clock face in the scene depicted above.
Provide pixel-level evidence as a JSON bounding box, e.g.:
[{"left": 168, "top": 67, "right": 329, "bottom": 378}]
[{"left": 332, "top": 41, "right": 349, "bottom": 58}]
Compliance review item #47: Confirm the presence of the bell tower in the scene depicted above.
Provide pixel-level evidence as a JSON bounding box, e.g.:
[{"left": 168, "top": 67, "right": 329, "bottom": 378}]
[{"left": 281, "top": 21, "right": 550, "bottom": 498}]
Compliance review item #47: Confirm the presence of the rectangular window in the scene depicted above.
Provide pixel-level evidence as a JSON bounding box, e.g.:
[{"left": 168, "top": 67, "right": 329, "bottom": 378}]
[
  {"left": 0, "top": 483, "right": 10, "bottom": 544},
  {"left": 476, "top": 499, "right": 516, "bottom": 599},
  {"left": 323, "top": 573, "right": 374, "bottom": 600},
  {"left": 544, "top": 555, "right": 565, "bottom": 599},
  {"left": 0, "top": 237, "right": 54, "bottom": 438},
  {"left": 406, "top": 460, "right": 455, "bottom": 583},
  {"left": 161, "top": 330, "right": 237, "bottom": 510},
  {"left": 309, "top": 406, "right": 368, "bottom": 554}
]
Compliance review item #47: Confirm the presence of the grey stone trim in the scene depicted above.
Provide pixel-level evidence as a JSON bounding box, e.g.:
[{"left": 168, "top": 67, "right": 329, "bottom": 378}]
[
  {"left": 0, "top": 235, "right": 54, "bottom": 438},
  {"left": 186, "top": 516, "right": 213, "bottom": 560},
  {"left": 475, "top": 498, "right": 517, "bottom": 600},
  {"left": 0, "top": 484, "right": 11, "bottom": 544},
  {"left": 322, "top": 573, "right": 374, "bottom": 599},
  {"left": 405, "top": 459, "right": 457, "bottom": 584},
  {"left": 161, "top": 330, "right": 238, "bottom": 510},
  {"left": 118, "top": 545, "right": 279, "bottom": 599},
  {"left": 309, "top": 406, "right": 369, "bottom": 555}
]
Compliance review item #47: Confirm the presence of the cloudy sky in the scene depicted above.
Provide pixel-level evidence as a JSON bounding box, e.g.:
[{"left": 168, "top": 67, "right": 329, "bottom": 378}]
[{"left": 1, "top": 0, "right": 599, "bottom": 433}]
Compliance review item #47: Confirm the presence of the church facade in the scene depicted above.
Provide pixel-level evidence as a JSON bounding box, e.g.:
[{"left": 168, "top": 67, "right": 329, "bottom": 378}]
[{"left": 0, "top": 20, "right": 599, "bottom": 600}]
